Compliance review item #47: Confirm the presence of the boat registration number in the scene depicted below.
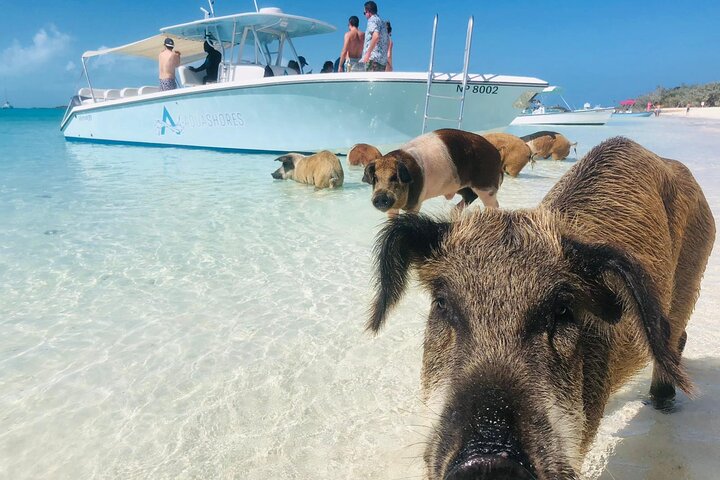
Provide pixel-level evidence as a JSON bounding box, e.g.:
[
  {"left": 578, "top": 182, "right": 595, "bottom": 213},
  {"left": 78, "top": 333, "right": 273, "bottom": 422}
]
[{"left": 456, "top": 85, "right": 499, "bottom": 94}]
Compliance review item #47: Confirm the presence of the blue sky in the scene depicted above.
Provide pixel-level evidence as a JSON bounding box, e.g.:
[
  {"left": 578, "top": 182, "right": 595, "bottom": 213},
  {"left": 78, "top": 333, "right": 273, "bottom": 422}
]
[{"left": 2, "top": 0, "right": 719, "bottom": 108}]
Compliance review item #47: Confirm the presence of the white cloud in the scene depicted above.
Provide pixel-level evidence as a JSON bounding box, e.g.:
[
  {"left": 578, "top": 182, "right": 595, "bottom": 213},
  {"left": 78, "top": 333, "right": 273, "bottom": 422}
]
[
  {"left": 65, "top": 60, "right": 76, "bottom": 71},
  {"left": 0, "top": 25, "right": 71, "bottom": 76}
]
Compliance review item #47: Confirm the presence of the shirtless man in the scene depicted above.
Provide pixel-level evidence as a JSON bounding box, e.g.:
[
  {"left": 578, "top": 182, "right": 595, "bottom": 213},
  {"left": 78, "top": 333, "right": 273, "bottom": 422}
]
[
  {"left": 158, "top": 38, "right": 181, "bottom": 91},
  {"left": 339, "top": 16, "right": 364, "bottom": 72}
]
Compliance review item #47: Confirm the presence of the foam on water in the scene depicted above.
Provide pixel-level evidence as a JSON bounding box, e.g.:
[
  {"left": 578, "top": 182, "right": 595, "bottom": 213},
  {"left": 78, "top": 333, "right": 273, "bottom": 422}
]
[{"left": 1, "top": 110, "right": 719, "bottom": 479}]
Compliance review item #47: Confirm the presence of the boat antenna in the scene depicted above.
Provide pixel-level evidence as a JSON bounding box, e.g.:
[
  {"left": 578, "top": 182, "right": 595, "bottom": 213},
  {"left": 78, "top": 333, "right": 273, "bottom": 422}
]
[
  {"left": 200, "top": 0, "right": 215, "bottom": 18},
  {"left": 253, "top": 0, "right": 259, "bottom": 12}
]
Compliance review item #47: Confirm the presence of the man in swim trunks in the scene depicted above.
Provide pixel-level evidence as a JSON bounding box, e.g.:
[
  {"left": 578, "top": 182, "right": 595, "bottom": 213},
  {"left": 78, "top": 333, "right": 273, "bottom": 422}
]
[
  {"left": 339, "top": 15, "right": 364, "bottom": 72},
  {"left": 159, "top": 38, "right": 181, "bottom": 91}
]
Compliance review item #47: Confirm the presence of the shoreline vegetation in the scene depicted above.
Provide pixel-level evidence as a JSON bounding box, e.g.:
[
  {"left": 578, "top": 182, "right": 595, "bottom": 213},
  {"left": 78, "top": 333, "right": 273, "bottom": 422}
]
[{"left": 635, "top": 82, "right": 720, "bottom": 109}]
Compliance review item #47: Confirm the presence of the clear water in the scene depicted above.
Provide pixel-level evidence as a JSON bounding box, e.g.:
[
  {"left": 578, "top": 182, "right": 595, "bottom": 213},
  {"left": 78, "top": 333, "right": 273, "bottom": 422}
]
[{"left": 1, "top": 109, "right": 719, "bottom": 479}]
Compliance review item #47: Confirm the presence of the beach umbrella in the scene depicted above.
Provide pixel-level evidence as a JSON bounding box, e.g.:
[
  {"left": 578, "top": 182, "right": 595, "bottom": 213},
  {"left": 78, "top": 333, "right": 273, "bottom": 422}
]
[{"left": 619, "top": 99, "right": 636, "bottom": 106}]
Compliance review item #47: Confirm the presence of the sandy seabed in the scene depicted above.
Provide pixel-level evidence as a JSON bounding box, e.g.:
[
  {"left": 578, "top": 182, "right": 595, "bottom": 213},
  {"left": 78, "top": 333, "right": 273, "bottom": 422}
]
[{"left": 1, "top": 110, "right": 719, "bottom": 480}]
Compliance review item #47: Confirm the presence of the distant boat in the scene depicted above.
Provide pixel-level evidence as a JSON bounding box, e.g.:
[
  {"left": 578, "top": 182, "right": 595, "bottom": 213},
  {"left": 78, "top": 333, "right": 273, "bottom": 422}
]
[
  {"left": 2, "top": 89, "right": 12, "bottom": 109},
  {"left": 510, "top": 86, "right": 614, "bottom": 126}
]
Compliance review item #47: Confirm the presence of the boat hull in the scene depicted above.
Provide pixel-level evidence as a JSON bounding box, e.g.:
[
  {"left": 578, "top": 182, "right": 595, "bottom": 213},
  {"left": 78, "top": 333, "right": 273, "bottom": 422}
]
[
  {"left": 510, "top": 107, "right": 614, "bottom": 126},
  {"left": 61, "top": 73, "right": 546, "bottom": 152},
  {"left": 611, "top": 111, "right": 653, "bottom": 118}
]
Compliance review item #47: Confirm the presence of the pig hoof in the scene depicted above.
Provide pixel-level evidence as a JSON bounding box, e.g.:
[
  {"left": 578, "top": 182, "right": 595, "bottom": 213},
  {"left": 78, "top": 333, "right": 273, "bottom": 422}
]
[{"left": 650, "top": 382, "right": 677, "bottom": 413}]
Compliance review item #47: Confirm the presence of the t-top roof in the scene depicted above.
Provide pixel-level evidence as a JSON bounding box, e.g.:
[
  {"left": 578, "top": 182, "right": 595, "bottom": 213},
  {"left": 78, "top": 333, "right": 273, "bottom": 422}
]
[
  {"left": 160, "top": 8, "right": 336, "bottom": 43},
  {"left": 82, "top": 8, "right": 335, "bottom": 61}
]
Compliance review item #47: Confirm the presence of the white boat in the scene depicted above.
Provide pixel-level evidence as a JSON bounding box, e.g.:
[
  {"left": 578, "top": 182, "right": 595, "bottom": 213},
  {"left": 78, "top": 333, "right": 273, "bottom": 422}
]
[
  {"left": 1, "top": 90, "right": 11, "bottom": 109},
  {"left": 510, "top": 86, "right": 613, "bottom": 126},
  {"left": 60, "top": 6, "right": 547, "bottom": 153}
]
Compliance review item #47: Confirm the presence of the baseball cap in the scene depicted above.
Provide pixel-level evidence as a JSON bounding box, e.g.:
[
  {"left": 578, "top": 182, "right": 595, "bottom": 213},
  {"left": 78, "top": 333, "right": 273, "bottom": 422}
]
[{"left": 164, "top": 38, "right": 175, "bottom": 48}]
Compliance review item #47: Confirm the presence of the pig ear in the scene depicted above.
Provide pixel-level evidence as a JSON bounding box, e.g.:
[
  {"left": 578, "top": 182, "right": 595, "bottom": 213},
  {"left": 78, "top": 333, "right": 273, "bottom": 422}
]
[
  {"left": 362, "top": 161, "right": 376, "bottom": 184},
  {"left": 562, "top": 238, "right": 693, "bottom": 395},
  {"left": 275, "top": 154, "right": 295, "bottom": 170},
  {"left": 368, "top": 214, "right": 450, "bottom": 334}
]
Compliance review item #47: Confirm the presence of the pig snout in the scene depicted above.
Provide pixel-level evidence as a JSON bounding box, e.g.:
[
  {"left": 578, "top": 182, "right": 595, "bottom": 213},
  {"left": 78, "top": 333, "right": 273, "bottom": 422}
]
[
  {"left": 443, "top": 390, "right": 535, "bottom": 480},
  {"left": 271, "top": 169, "right": 283, "bottom": 179},
  {"left": 372, "top": 191, "right": 396, "bottom": 211},
  {"left": 445, "top": 455, "right": 534, "bottom": 480}
]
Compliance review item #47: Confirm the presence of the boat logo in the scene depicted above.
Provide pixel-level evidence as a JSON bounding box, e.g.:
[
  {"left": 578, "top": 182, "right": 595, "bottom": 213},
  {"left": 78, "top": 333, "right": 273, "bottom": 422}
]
[{"left": 156, "top": 107, "right": 183, "bottom": 135}]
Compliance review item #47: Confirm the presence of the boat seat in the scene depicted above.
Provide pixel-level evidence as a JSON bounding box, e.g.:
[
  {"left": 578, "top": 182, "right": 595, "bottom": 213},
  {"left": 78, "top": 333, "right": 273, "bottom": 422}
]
[
  {"left": 178, "top": 66, "right": 204, "bottom": 87},
  {"left": 221, "top": 64, "right": 265, "bottom": 82},
  {"left": 138, "top": 86, "right": 160, "bottom": 95},
  {"left": 121, "top": 88, "right": 139, "bottom": 98},
  {"left": 104, "top": 89, "right": 121, "bottom": 101},
  {"left": 78, "top": 87, "right": 108, "bottom": 100}
]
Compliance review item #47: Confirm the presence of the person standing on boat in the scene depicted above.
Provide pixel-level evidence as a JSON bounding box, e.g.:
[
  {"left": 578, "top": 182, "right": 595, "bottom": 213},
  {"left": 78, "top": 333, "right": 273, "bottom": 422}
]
[
  {"left": 159, "top": 38, "right": 181, "bottom": 91},
  {"left": 188, "top": 41, "right": 221, "bottom": 84},
  {"left": 339, "top": 15, "right": 364, "bottom": 72},
  {"left": 385, "top": 21, "right": 393, "bottom": 71},
  {"left": 360, "top": 1, "right": 389, "bottom": 72}
]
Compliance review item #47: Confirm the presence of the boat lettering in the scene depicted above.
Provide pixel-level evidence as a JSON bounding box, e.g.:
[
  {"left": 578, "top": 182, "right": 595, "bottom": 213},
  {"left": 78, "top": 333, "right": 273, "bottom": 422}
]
[
  {"left": 77, "top": 114, "right": 92, "bottom": 122},
  {"left": 175, "top": 112, "right": 245, "bottom": 129},
  {"left": 456, "top": 85, "right": 499, "bottom": 94}
]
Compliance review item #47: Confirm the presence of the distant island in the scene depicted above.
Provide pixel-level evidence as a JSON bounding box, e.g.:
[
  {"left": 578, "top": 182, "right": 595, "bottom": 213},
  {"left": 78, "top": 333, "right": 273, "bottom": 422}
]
[{"left": 635, "top": 82, "right": 720, "bottom": 108}]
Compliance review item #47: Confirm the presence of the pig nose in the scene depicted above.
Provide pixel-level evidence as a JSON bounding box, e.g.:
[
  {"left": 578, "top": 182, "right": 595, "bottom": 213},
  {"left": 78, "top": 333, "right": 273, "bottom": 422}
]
[
  {"left": 372, "top": 193, "right": 394, "bottom": 211},
  {"left": 445, "top": 454, "right": 534, "bottom": 480}
]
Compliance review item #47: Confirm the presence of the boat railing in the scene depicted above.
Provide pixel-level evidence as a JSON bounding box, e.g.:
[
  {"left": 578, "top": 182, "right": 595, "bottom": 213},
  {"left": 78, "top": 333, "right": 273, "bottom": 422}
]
[{"left": 422, "top": 15, "right": 474, "bottom": 134}]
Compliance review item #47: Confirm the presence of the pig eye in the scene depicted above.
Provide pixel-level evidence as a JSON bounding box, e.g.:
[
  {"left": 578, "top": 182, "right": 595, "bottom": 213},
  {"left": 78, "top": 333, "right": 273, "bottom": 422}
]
[
  {"left": 389, "top": 174, "right": 398, "bottom": 182},
  {"left": 553, "top": 304, "right": 574, "bottom": 325},
  {"left": 432, "top": 296, "right": 448, "bottom": 311},
  {"left": 431, "top": 295, "right": 463, "bottom": 329}
]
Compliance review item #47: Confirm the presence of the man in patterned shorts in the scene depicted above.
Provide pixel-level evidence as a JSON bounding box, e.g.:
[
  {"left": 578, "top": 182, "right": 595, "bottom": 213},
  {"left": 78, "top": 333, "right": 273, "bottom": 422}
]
[{"left": 360, "top": 1, "right": 389, "bottom": 72}]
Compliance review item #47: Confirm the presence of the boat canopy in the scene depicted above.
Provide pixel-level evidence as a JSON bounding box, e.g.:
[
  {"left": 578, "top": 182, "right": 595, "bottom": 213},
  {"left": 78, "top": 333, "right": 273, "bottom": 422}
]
[
  {"left": 515, "top": 85, "right": 561, "bottom": 107},
  {"left": 82, "top": 35, "right": 211, "bottom": 63},
  {"left": 81, "top": 8, "right": 335, "bottom": 64},
  {"left": 160, "top": 8, "right": 336, "bottom": 44}
]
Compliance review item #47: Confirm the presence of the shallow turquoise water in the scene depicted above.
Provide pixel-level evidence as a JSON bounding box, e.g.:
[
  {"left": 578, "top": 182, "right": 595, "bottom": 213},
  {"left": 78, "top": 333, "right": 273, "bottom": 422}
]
[{"left": 1, "top": 109, "right": 719, "bottom": 479}]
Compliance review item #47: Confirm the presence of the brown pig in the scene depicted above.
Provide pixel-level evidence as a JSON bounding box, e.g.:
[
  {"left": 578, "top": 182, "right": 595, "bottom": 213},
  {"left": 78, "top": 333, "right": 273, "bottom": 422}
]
[
  {"left": 271, "top": 150, "right": 344, "bottom": 189},
  {"left": 522, "top": 130, "right": 576, "bottom": 160},
  {"left": 348, "top": 143, "right": 382, "bottom": 167},
  {"left": 483, "top": 132, "right": 534, "bottom": 177},
  {"left": 367, "top": 137, "right": 715, "bottom": 479}
]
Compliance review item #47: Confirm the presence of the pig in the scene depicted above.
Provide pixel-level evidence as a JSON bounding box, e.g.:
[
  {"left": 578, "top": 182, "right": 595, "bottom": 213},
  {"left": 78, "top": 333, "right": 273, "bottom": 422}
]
[
  {"left": 348, "top": 143, "right": 382, "bottom": 167},
  {"left": 362, "top": 128, "right": 503, "bottom": 217},
  {"left": 483, "top": 132, "right": 534, "bottom": 177},
  {"left": 367, "top": 136, "right": 715, "bottom": 479},
  {"left": 522, "top": 130, "right": 576, "bottom": 160},
  {"left": 271, "top": 150, "right": 344, "bottom": 189}
]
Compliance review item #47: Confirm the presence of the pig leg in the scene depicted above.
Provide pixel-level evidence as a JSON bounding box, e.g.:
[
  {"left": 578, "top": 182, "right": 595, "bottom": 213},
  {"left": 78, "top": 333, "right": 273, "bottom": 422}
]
[
  {"left": 455, "top": 187, "right": 478, "bottom": 210},
  {"left": 649, "top": 331, "right": 689, "bottom": 412}
]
